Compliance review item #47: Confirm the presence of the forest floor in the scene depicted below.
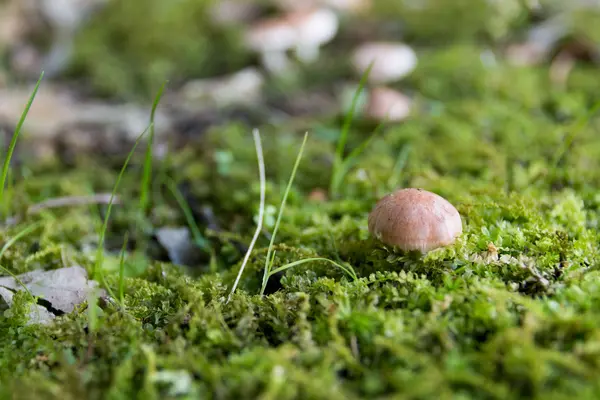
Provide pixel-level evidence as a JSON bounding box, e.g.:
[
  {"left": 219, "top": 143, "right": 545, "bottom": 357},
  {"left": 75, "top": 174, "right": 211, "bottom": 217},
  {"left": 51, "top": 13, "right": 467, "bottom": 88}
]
[{"left": 2, "top": 1, "right": 600, "bottom": 399}]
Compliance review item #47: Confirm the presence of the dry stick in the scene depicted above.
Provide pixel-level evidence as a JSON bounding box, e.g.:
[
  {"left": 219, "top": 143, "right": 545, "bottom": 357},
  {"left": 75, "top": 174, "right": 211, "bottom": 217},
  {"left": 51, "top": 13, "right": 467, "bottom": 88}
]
[
  {"left": 27, "top": 194, "right": 120, "bottom": 215},
  {"left": 4, "top": 194, "right": 120, "bottom": 226},
  {"left": 226, "top": 128, "right": 266, "bottom": 304}
]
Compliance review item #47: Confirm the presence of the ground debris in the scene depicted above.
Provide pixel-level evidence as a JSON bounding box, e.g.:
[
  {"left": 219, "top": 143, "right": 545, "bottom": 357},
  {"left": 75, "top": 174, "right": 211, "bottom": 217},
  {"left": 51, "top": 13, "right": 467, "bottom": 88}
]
[{"left": 0, "top": 265, "right": 105, "bottom": 325}]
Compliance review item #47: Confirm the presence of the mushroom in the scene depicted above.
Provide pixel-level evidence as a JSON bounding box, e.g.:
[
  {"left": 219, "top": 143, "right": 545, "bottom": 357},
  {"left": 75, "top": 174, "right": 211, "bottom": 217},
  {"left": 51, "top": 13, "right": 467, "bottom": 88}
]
[
  {"left": 275, "top": 0, "right": 371, "bottom": 14},
  {"left": 368, "top": 188, "right": 462, "bottom": 253},
  {"left": 364, "top": 87, "right": 412, "bottom": 122},
  {"left": 351, "top": 42, "right": 417, "bottom": 83},
  {"left": 245, "top": 8, "right": 339, "bottom": 73}
]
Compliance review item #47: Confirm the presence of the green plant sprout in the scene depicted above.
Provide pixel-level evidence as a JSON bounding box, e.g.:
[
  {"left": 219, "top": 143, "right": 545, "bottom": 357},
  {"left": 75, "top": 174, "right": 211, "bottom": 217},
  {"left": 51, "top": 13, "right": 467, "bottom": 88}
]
[
  {"left": 0, "top": 221, "right": 43, "bottom": 292},
  {"left": 0, "top": 221, "right": 44, "bottom": 322},
  {"left": 92, "top": 124, "right": 150, "bottom": 281},
  {"left": 164, "top": 176, "right": 211, "bottom": 252},
  {"left": 267, "top": 257, "right": 358, "bottom": 282},
  {"left": 97, "top": 232, "right": 129, "bottom": 310},
  {"left": 0, "top": 72, "right": 44, "bottom": 218},
  {"left": 386, "top": 144, "right": 412, "bottom": 191},
  {"left": 118, "top": 232, "right": 129, "bottom": 307},
  {"left": 94, "top": 83, "right": 167, "bottom": 281},
  {"left": 139, "top": 80, "right": 168, "bottom": 216},
  {"left": 329, "top": 62, "right": 374, "bottom": 198}
]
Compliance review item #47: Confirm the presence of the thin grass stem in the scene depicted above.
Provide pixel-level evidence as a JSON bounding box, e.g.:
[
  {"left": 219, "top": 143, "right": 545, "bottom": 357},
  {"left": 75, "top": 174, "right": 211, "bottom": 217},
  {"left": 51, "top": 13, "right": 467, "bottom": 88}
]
[
  {"left": 165, "top": 177, "right": 210, "bottom": 251},
  {"left": 227, "top": 129, "right": 266, "bottom": 303},
  {"left": 93, "top": 124, "right": 151, "bottom": 280},
  {"left": 0, "top": 72, "right": 44, "bottom": 216},
  {"left": 268, "top": 257, "right": 357, "bottom": 281},
  {"left": 329, "top": 62, "right": 373, "bottom": 197},
  {"left": 139, "top": 81, "right": 168, "bottom": 216}
]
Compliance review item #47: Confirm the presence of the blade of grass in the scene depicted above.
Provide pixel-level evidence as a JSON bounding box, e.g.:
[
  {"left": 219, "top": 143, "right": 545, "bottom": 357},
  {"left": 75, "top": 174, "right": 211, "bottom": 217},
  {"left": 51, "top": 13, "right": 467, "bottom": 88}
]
[
  {"left": 268, "top": 257, "right": 357, "bottom": 281},
  {"left": 93, "top": 124, "right": 151, "bottom": 280},
  {"left": 0, "top": 72, "right": 44, "bottom": 216},
  {"left": 330, "top": 118, "right": 386, "bottom": 195},
  {"left": 87, "top": 289, "right": 99, "bottom": 333},
  {"left": 118, "top": 231, "right": 129, "bottom": 307},
  {"left": 3, "top": 168, "right": 14, "bottom": 219},
  {"left": 0, "top": 221, "right": 43, "bottom": 293},
  {"left": 164, "top": 176, "right": 211, "bottom": 252},
  {"left": 387, "top": 144, "right": 411, "bottom": 190},
  {"left": 227, "top": 128, "right": 266, "bottom": 303},
  {"left": 0, "top": 221, "right": 44, "bottom": 322},
  {"left": 139, "top": 81, "right": 168, "bottom": 216},
  {"left": 95, "top": 231, "right": 129, "bottom": 308},
  {"left": 330, "top": 62, "right": 373, "bottom": 197},
  {"left": 260, "top": 132, "right": 309, "bottom": 296}
]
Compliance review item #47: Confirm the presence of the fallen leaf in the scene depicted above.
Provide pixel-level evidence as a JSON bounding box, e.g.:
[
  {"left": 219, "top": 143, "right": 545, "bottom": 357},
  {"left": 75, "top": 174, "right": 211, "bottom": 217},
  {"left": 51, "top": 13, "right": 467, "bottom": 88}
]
[{"left": 0, "top": 265, "right": 106, "bottom": 325}]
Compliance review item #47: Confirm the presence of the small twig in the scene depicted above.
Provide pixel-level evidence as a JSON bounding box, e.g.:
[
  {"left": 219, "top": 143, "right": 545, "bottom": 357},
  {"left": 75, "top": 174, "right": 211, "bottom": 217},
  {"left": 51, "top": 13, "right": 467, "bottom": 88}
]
[
  {"left": 227, "top": 128, "right": 266, "bottom": 304},
  {"left": 3, "top": 194, "right": 120, "bottom": 227},
  {"left": 27, "top": 194, "right": 120, "bottom": 215}
]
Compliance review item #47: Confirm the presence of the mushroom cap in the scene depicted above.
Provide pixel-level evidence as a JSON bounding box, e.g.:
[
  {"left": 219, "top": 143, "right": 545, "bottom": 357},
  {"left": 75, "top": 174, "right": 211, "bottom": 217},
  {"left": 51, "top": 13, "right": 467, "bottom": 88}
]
[
  {"left": 245, "top": 8, "right": 338, "bottom": 53},
  {"left": 245, "top": 17, "right": 299, "bottom": 53},
  {"left": 368, "top": 188, "right": 462, "bottom": 252},
  {"left": 352, "top": 42, "right": 417, "bottom": 83},
  {"left": 365, "top": 87, "right": 412, "bottom": 122},
  {"left": 293, "top": 8, "right": 338, "bottom": 47},
  {"left": 274, "top": 0, "right": 370, "bottom": 14}
]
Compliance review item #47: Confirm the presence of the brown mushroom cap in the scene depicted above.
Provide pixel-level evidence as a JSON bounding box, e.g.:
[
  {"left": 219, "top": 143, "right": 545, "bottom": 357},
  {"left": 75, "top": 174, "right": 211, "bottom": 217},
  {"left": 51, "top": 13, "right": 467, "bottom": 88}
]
[
  {"left": 364, "top": 87, "right": 412, "bottom": 122},
  {"left": 368, "top": 188, "right": 462, "bottom": 252}
]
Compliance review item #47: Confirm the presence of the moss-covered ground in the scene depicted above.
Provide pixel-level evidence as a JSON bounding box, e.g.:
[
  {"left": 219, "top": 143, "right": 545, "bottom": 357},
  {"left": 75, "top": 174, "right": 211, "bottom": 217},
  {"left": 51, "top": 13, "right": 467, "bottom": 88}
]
[{"left": 3, "top": 1, "right": 600, "bottom": 399}]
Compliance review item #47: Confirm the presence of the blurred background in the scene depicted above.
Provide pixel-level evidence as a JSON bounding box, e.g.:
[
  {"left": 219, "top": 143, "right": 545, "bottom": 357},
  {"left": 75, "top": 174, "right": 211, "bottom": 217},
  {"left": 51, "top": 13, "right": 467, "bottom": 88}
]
[{"left": 1, "top": 0, "right": 600, "bottom": 162}]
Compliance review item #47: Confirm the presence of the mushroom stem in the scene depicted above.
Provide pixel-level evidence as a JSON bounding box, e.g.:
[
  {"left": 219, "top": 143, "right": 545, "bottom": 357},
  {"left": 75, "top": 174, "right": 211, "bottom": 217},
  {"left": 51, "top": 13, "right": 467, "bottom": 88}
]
[
  {"left": 260, "top": 51, "right": 290, "bottom": 74},
  {"left": 295, "top": 43, "right": 320, "bottom": 63}
]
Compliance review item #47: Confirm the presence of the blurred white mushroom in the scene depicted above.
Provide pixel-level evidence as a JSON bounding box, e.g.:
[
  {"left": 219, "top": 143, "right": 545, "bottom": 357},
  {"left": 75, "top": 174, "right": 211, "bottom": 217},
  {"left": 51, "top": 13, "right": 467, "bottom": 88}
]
[
  {"left": 338, "top": 84, "right": 412, "bottom": 122},
  {"left": 364, "top": 87, "right": 412, "bottom": 122},
  {"left": 352, "top": 42, "right": 418, "bottom": 83},
  {"left": 275, "top": 0, "right": 371, "bottom": 13},
  {"left": 245, "top": 8, "right": 339, "bottom": 73}
]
